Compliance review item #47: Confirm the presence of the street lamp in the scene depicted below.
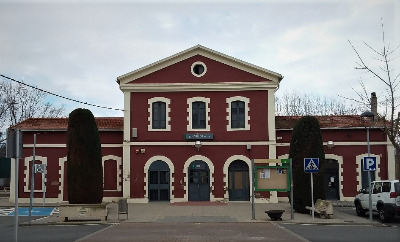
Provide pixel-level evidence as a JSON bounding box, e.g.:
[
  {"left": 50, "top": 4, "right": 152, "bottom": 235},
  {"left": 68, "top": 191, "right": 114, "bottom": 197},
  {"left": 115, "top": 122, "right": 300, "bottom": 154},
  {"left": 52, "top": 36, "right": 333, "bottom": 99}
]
[
  {"left": 195, "top": 141, "right": 202, "bottom": 151},
  {"left": 360, "top": 110, "right": 375, "bottom": 224}
]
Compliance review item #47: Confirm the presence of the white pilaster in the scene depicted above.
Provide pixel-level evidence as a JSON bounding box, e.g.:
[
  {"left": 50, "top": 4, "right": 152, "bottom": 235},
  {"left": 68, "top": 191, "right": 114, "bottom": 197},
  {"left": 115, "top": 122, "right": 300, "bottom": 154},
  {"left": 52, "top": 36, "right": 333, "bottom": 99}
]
[{"left": 123, "top": 91, "right": 131, "bottom": 198}]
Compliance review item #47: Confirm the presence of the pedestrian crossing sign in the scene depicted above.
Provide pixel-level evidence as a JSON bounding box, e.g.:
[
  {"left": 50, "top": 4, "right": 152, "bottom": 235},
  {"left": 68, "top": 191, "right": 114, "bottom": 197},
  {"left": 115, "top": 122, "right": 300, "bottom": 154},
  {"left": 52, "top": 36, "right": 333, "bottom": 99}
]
[{"left": 304, "top": 158, "right": 319, "bottom": 173}]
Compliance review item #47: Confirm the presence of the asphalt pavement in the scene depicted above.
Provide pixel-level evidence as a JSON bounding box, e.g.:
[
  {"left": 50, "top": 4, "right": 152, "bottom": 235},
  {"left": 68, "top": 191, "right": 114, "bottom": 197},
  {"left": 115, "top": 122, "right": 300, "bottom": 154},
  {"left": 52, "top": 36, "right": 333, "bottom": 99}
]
[
  {"left": 1, "top": 195, "right": 393, "bottom": 242},
  {"left": 0, "top": 196, "right": 377, "bottom": 225}
]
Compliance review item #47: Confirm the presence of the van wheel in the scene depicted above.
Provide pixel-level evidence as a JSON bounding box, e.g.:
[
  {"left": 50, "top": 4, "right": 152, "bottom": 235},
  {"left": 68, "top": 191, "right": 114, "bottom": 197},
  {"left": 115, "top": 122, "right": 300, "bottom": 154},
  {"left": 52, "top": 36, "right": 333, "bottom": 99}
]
[
  {"left": 378, "top": 206, "right": 391, "bottom": 223},
  {"left": 355, "top": 203, "right": 365, "bottom": 216}
]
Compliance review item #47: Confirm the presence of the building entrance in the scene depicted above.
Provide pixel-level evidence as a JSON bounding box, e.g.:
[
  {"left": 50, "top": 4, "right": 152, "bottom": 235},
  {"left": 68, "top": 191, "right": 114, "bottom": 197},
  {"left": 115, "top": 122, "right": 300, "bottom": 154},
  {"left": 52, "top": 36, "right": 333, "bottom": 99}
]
[
  {"left": 228, "top": 160, "right": 250, "bottom": 201},
  {"left": 149, "top": 160, "right": 170, "bottom": 201},
  {"left": 325, "top": 159, "right": 339, "bottom": 200},
  {"left": 188, "top": 160, "right": 210, "bottom": 201}
]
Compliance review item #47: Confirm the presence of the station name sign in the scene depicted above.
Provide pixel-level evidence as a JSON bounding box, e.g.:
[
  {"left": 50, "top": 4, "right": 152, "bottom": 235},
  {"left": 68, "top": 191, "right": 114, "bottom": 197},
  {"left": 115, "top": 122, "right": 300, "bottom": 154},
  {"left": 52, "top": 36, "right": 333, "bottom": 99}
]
[{"left": 185, "top": 133, "right": 214, "bottom": 140}]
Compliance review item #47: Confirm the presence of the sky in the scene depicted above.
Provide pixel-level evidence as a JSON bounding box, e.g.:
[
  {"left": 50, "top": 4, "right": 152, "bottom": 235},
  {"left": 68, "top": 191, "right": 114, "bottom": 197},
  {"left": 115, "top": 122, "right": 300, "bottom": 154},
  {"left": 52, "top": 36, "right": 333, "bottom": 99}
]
[{"left": 0, "top": 0, "right": 399, "bottom": 118}]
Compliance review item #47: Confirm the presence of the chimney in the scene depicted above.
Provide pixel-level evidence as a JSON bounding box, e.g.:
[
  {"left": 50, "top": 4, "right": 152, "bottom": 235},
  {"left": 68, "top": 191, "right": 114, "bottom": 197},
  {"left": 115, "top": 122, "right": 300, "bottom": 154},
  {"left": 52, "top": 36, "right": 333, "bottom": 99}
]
[{"left": 371, "top": 92, "right": 377, "bottom": 117}]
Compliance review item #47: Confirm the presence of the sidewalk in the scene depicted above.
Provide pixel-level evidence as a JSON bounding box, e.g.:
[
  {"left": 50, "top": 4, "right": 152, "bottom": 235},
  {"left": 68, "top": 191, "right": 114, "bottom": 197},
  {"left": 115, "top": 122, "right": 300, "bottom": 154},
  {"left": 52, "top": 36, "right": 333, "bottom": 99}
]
[{"left": 0, "top": 197, "right": 377, "bottom": 226}]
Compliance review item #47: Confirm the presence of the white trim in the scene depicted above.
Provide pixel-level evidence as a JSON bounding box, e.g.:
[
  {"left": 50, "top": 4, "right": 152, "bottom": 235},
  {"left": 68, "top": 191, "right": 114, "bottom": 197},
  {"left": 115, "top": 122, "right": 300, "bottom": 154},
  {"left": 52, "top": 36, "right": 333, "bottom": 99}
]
[
  {"left": 147, "top": 97, "right": 171, "bottom": 131},
  {"left": 276, "top": 141, "right": 391, "bottom": 147},
  {"left": 325, "top": 154, "right": 344, "bottom": 201},
  {"left": 123, "top": 91, "right": 131, "bottom": 198},
  {"left": 23, "top": 144, "right": 122, "bottom": 148},
  {"left": 356, "top": 153, "right": 381, "bottom": 192},
  {"left": 191, "top": 61, "right": 207, "bottom": 77},
  {"left": 102, "top": 155, "right": 122, "bottom": 192},
  {"left": 223, "top": 155, "right": 252, "bottom": 201},
  {"left": 128, "top": 141, "right": 274, "bottom": 146},
  {"left": 58, "top": 156, "right": 67, "bottom": 202},
  {"left": 183, "top": 155, "right": 215, "bottom": 201},
  {"left": 127, "top": 198, "right": 148, "bottom": 203},
  {"left": 120, "top": 82, "right": 279, "bottom": 92},
  {"left": 117, "top": 45, "right": 283, "bottom": 85},
  {"left": 387, "top": 136, "right": 396, "bottom": 180},
  {"left": 143, "top": 156, "right": 175, "bottom": 202},
  {"left": 226, "top": 96, "right": 250, "bottom": 131},
  {"left": 23, "top": 156, "right": 47, "bottom": 193},
  {"left": 268, "top": 90, "right": 277, "bottom": 159},
  {"left": 187, "top": 97, "right": 211, "bottom": 131}
]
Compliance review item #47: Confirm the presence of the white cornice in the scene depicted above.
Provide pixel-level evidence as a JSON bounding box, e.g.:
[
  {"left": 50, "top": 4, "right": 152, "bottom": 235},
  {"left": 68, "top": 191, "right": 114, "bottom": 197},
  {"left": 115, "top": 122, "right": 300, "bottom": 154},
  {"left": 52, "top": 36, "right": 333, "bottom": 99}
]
[
  {"left": 120, "top": 82, "right": 278, "bottom": 92},
  {"left": 23, "top": 144, "right": 122, "bottom": 148}
]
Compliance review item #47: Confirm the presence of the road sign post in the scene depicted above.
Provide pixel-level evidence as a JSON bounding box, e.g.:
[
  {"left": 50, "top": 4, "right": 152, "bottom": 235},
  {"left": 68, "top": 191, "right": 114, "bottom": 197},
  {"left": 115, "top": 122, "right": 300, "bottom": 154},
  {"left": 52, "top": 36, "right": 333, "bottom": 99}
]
[
  {"left": 363, "top": 156, "right": 376, "bottom": 224},
  {"left": 304, "top": 158, "right": 320, "bottom": 221}
]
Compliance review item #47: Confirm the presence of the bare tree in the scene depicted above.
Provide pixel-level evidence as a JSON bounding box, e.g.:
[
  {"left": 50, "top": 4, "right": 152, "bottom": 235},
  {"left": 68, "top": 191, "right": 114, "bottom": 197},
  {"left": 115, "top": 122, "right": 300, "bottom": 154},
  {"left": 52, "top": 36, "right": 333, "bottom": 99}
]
[
  {"left": 275, "top": 91, "right": 362, "bottom": 116},
  {"left": 0, "top": 79, "right": 65, "bottom": 144},
  {"left": 348, "top": 21, "right": 400, "bottom": 179}
]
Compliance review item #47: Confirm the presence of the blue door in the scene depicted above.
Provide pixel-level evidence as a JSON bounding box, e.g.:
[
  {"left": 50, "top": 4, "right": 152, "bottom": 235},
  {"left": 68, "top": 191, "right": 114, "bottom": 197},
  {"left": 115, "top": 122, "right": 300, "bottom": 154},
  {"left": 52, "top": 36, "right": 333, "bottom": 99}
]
[
  {"left": 149, "top": 160, "right": 169, "bottom": 201},
  {"left": 228, "top": 160, "right": 250, "bottom": 201},
  {"left": 188, "top": 160, "right": 210, "bottom": 201}
]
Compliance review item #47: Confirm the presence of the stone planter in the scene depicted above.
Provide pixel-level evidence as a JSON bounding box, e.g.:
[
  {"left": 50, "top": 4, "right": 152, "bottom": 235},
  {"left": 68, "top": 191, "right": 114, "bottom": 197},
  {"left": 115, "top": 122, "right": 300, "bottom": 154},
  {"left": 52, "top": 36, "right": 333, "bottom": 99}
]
[
  {"left": 59, "top": 203, "right": 108, "bottom": 222},
  {"left": 265, "top": 210, "right": 285, "bottom": 221}
]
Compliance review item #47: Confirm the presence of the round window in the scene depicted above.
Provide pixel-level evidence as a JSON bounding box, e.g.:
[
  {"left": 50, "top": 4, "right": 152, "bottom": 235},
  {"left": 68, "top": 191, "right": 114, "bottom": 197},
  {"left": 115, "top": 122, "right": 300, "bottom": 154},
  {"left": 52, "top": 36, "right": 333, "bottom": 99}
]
[{"left": 191, "top": 62, "right": 207, "bottom": 77}]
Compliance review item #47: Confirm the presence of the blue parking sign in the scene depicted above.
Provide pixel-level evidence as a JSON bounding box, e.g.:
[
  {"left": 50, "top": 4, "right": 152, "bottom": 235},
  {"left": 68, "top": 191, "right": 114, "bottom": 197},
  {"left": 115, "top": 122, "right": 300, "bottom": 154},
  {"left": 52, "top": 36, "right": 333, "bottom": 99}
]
[{"left": 363, "top": 157, "right": 377, "bottom": 171}]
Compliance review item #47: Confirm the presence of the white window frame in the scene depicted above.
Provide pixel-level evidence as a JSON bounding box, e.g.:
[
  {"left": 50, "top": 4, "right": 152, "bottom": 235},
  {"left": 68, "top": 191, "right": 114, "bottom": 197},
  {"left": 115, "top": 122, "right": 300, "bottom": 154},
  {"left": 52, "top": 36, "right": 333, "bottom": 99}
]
[
  {"left": 187, "top": 97, "right": 210, "bottom": 131},
  {"left": 148, "top": 97, "right": 171, "bottom": 131},
  {"left": 191, "top": 61, "right": 207, "bottom": 77},
  {"left": 226, "top": 96, "right": 250, "bottom": 131}
]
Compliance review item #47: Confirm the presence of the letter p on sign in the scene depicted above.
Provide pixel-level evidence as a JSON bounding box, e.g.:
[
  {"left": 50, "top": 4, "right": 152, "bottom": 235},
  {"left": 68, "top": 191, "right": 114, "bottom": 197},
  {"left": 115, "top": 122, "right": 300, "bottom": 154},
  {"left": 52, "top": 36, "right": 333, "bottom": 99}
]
[{"left": 363, "top": 157, "right": 377, "bottom": 171}]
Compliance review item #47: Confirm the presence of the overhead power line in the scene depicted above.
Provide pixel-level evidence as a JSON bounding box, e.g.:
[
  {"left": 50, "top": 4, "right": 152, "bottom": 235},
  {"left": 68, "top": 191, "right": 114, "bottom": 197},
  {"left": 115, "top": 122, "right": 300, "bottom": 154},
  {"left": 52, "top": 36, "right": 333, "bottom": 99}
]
[{"left": 1, "top": 74, "right": 124, "bottom": 112}]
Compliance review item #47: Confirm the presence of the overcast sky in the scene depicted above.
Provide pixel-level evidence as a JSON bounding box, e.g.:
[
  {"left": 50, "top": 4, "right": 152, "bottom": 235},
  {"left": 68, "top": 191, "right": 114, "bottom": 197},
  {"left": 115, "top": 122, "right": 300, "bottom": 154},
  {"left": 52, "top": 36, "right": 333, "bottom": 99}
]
[{"left": 1, "top": 0, "right": 399, "bottom": 118}]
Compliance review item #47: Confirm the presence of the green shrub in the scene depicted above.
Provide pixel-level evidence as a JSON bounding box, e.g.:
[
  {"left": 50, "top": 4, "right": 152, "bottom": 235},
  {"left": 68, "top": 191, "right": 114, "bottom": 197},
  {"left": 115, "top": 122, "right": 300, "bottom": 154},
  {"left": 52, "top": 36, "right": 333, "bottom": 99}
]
[
  {"left": 289, "top": 116, "right": 325, "bottom": 213},
  {"left": 67, "top": 108, "right": 103, "bottom": 204}
]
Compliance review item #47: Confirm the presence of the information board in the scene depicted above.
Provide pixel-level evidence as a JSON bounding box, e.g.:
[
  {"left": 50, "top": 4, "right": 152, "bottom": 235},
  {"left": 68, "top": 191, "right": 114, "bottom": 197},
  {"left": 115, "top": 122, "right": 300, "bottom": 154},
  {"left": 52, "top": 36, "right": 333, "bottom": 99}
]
[{"left": 253, "top": 159, "right": 291, "bottom": 192}]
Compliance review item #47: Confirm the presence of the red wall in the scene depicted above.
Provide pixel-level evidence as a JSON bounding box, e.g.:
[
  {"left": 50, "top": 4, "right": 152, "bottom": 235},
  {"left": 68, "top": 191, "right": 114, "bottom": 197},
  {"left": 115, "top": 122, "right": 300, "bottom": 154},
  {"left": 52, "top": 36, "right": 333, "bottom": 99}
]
[
  {"left": 129, "top": 144, "right": 268, "bottom": 199},
  {"left": 18, "top": 130, "right": 123, "bottom": 200},
  {"left": 276, "top": 127, "right": 389, "bottom": 198},
  {"left": 130, "top": 55, "right": 272, "bottom": 84},
  {"left": 130, "top": 90, "right": 270, "bottom": 142}
]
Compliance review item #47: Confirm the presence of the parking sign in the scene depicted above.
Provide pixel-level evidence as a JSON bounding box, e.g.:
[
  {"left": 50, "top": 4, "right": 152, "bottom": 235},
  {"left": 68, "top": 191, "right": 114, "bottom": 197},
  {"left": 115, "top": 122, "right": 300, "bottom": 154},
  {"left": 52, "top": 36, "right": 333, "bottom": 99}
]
[{"left": 363, "top": 157, "right": 377, "bottom": 171}]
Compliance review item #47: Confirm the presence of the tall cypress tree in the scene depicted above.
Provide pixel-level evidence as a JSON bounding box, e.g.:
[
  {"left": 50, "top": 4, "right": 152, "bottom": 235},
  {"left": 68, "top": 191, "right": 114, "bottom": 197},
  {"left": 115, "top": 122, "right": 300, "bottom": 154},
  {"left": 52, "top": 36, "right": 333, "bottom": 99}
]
[
  {"left": 67, "top": 108, "right": 103, "bottom": 204},
  {"left": 289, "top": 116, "right": 325, "bottom": 213}
]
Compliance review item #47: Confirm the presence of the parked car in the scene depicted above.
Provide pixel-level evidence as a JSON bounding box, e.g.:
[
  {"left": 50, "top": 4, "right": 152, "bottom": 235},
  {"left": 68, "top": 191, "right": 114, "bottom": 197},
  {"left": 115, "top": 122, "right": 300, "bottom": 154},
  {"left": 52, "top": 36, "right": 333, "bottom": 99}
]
[{"left": 354, "top": 180, "right": 400, "bottom": 222}]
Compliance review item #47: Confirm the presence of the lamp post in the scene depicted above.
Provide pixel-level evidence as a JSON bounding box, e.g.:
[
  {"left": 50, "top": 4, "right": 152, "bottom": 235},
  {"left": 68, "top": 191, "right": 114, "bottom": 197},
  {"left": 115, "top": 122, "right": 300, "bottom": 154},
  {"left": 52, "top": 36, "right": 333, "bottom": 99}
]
[
  {"left": 29, "top": 133, "right": 36, "bottom": 225},
  {"left": 360, "top": 110, "right": 375, "bottom": 224}
]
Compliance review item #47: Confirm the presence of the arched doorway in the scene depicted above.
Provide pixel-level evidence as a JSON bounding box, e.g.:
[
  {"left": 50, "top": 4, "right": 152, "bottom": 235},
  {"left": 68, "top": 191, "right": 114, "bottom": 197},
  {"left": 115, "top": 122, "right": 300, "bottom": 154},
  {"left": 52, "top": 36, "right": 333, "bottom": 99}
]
[
  {"left": 228, "top": 160, "right": 250, "bottom": 201},
  {"left": 325, "top": 159, "right": 339, "bottom": 200},
  {"left": 188, "top": 160, "right": 210, "bottom": 201},
  {"left": 148, "top": 160, "right": 170, "bottom": 201}
]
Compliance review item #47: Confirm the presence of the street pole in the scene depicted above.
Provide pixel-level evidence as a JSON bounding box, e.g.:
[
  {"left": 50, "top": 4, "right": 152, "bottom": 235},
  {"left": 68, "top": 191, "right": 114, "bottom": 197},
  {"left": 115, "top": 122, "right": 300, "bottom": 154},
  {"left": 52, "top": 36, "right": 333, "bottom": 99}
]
[
  {"left": 29, "top": 134, "right": 36, "bottom": 225},
  {"left": 290, "top": 159, "right": 294, "bottom": 220},
  {"left": 367, "top": 127, "right": 373, "bottom": 224},
  {"left": 14, "top": 129, "right": 19, "bottom": 242},
  {"left": 311, "top": 173, "right": 314, "bottom": 221},
  {"left": 251, "top": 159, "right": 255, "bottom": 220},
  {"left": 43, "top": 165, "right": 46, "bottom": 205}
]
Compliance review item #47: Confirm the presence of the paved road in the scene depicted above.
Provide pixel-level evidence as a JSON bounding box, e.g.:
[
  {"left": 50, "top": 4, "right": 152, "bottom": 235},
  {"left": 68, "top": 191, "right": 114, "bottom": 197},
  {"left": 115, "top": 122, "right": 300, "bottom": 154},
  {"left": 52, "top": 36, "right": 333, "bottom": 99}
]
[
  {"left": 280, "top": 223, "right": 400, "bottom": 242},
  {"left": 335, "top": 207, "right": 400, "bottom": 225},
  {"left": 80, "top": 222, "right": 309, "bottom": 242},
  {"left": 0, "top": 217, "right": 110, "bottom": 242}
]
